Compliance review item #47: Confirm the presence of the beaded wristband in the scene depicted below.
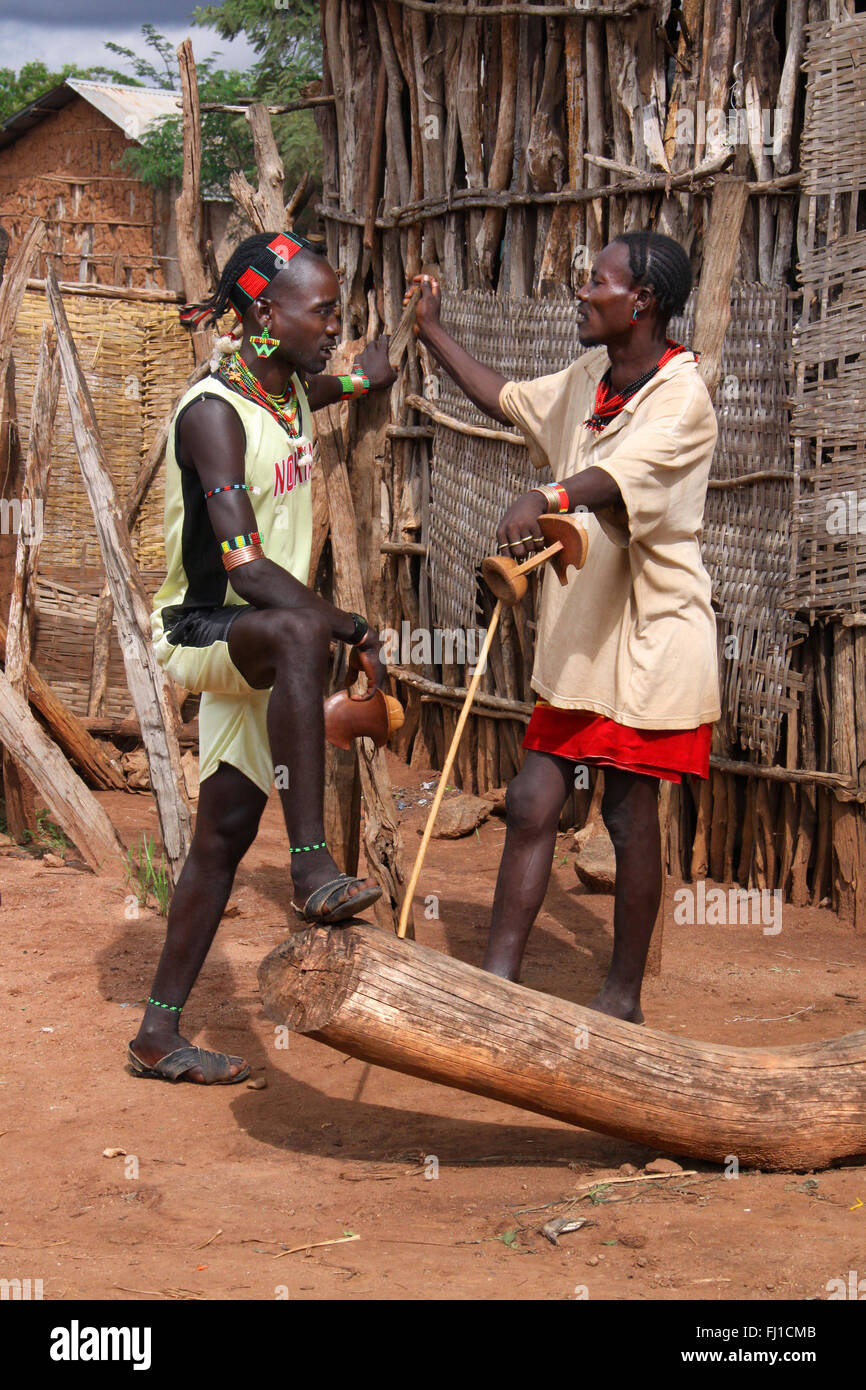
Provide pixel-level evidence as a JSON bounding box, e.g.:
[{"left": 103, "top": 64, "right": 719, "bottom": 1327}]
[
  {"left": 222, "top": 542, "right": 265, "bottom": 571},
  {"left": 338, "top": 373, "right": 371, "bottom": 398},
  {"left": 531, "top": 483, "right": 570, "bottom": 514},
  {"left": 220, "top": 530, "right": 261, "bottom": 554},
  {"left": 205, "top": 482, "right": 248, "bottom": 499}
]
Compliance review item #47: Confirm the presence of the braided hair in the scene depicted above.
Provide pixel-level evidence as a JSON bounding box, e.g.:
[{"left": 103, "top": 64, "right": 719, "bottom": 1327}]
[
  {"left": 181, "top": 231, "right": 327, "bottom": 328},
  {"left": 613, "top": 231, "right": 692, "bottom": 325}
]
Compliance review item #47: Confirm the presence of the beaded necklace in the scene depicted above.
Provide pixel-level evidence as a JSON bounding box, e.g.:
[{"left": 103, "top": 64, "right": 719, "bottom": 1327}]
[
  {"left": 583, "top": 341, "right": 691, "bottom": 433},
  {"left": 218, "top": 351, "right": 301, "bottom": 438}
]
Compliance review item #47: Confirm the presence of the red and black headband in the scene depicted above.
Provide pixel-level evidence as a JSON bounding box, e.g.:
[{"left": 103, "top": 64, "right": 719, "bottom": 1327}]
[
  {"left": 179, "top": 231, "right": 312, "bottom": 328},
  {"left": 227, "top": 232, "right": 307, "bottom": 317}
]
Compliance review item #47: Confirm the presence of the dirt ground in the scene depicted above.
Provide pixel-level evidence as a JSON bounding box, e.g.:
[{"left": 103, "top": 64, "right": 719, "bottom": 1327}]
[{"left": 2, "top": 751, "right": 865, "bottom": 1303}]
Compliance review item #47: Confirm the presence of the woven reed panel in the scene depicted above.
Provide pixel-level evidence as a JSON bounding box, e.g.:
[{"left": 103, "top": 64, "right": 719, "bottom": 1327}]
[
  {"left": 10, "top": 289, "right": 193, "bottom": 718},
  {"left": 799, "top": 17, "right": 866, "bottom": 198},
  {"left": 430, "top": 285, "right": 798, "bottom": 757},
  {"left": 789, "top": 16, "right": 866, "bottom": 615}
]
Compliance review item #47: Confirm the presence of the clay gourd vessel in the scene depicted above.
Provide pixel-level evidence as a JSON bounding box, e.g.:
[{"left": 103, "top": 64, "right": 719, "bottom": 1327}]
[{"left": 323, "top": 685, "right": 405, "bottom": 750}]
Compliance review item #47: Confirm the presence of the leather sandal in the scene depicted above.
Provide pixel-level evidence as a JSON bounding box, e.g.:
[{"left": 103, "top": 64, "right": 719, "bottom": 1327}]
[
  {"left": 127, "top": 1043, "right": 250, "bottom": 1085},
  {"left": 291, "top": 874, "right": 382, "bottom": 925}
]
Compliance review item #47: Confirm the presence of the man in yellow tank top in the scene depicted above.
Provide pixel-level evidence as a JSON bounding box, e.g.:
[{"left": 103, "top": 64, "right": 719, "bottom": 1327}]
[{"left": 129, "top": 232, "right": 396, "bottom": 1085}]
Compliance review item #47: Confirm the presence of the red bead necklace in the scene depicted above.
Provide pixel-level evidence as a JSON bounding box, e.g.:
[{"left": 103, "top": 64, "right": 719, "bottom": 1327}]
[{"left": 584, "top": 341, "right": 690, "bottom": 433}]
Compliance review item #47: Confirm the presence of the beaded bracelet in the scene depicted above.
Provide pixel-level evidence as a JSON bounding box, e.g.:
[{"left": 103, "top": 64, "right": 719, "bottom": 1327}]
[
  {"left": 338, "top": 373, "right": 371, "bottom": 398},
  {"left": 222, "top": 542, "right": 265, "bottom": 572},
  {"left": 205, "top": 482, "right": 248, "bottom": 499},
  {"left": 531, "top": 482, "right": 571, "bottom": 514},
  {"left": 220, "top": 530, "right": 261, "bottom": 555}
]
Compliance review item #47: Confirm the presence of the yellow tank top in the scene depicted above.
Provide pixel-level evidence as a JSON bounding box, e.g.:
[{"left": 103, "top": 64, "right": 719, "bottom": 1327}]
[{"left": 151, "top": 372, "right": 314, "bottom": 645}]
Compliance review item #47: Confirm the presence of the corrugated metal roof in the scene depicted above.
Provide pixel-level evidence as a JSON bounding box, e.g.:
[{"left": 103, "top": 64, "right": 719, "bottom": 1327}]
[
  {"left": 64, "top": 79, "right": 181, "bottom": 140},
  {"left": 0, "top": 79, "right": 180, "bottom": 153}
]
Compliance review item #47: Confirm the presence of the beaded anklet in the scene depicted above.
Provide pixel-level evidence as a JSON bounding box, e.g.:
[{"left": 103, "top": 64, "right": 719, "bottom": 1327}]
[
  {"left": 289, "top": 842, "right": 327, "bottom": 854},
  {"left": 148, "top": 996, "right": 182, "bottom": 1014}
]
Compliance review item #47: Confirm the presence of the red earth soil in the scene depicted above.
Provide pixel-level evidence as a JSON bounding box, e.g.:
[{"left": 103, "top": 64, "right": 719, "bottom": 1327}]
[{"left": 2, "top": 752, "right": 865, "bottom": 1301}]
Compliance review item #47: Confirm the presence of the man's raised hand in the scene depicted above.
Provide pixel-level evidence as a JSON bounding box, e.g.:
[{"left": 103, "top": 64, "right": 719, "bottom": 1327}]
[
  {"left": 348, "top": 629, "right": 388, "bottom": 695},
  {"left": 354, "top": 335, "right": 398, "bottom": 391},
  {"left": 403, "top": 273, "right": 441, "bottom": 340}
]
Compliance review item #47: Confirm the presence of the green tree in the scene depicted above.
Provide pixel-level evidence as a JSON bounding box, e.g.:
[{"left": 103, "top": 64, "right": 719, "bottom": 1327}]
[
  {"left": 102, "top": 24, "right": 182, "bottom": 90},
  {"left": 119, "top": 9, "right": 323, "bottom": 220},
  {"left": 193, "top": 0, "right": 321, "bottom": 94},
  {"left": 193, "top": 0, "right": 323, "bottom": 207},
  {"left": 0, "top": 60, "right": 129, "bottom": 123}
]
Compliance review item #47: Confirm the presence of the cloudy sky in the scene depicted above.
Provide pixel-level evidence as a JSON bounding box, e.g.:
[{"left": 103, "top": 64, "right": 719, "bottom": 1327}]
[{"left": 0, "top": 1, "right": 256, "bottom": 78}]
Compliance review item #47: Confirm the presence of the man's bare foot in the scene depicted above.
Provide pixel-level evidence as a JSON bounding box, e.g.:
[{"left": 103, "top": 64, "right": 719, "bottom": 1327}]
[
  {"left": 129, "top": 1026, "right": 246, "bottom": 1084},
  {"left": 290, "top": 846, "right": 378, "bottom": 916},
  {"left": 587, "top": 987, "right": 644, "bottom": 1024}
]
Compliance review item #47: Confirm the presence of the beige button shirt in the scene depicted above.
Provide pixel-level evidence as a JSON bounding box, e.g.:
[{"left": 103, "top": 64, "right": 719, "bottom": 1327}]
[{"left": 499, "top": 346, "right": 721, "bottom": 730}]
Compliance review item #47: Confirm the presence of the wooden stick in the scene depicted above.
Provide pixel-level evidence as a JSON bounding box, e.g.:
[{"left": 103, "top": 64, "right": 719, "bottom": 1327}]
[
  {"left": 3, "top": 325, "right": 60, "bottom": 837},
  {"left": 392, "top": 665, "right": 533, "bottom": 715},
  {"left": 200, "top": 97, "right": 336, "bottom": 115},
  {"left": 26, "top": 279, "right": 182, "bottom": 304},
  {"left": 405, "top": 393, "right": 524, "bottom": 443},
  {"left": 381, "top": 0, "right": 646, "bottom": 17},
  {"left": 397, "top": 603, "right": 502, "bottom": 938},
  {"left": 387, "top": 285, "right": 423, "bottom": 370},
  {"left": 80, "top": 713, "right": 199, "bottom": 745},
  {"left": 363, "top": 58, "right": 388, "bottom": 254},
  {"left": 46, "top": 269, "right": 193, "bottom": 883},
  {"left": 317, "top": 383, "right": 409, "bottom": 934},
  {"left": 228, "top": 104, "right": 291, "bottom": 236},
  {"left": 0, "top": 220, "right": 45, "bottom": 402},
  {"left": 692, "top": 176, "right": 750, "bottom": 397},
  {"left": 175, "top": 39, "right": 212, "bottom": 367},
  {"left": 87, "top": 359, "right": 209, "bottom": 719},
  {"left": 318, "top": 165, "right": 799, "bottom": 228}
]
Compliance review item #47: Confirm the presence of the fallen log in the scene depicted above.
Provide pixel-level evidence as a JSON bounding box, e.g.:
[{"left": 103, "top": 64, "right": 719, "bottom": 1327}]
[
  {"left": 259, "top": 924, "right": 866, "bottom": 1171},
  {"left": 0, "top": 665, "right": 123, "bottom": 871},
  {"left": 0, "top": 617, "right": 125, "bottom": 790}
]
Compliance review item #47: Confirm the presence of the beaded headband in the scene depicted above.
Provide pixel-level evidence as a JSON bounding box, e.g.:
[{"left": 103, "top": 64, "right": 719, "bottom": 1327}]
[{"left": 227, "top": 233, "right": 307, "bottom": 317}]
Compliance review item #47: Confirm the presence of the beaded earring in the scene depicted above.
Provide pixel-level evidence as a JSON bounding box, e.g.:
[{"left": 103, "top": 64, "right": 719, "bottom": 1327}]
[
  {"left": 250, "top": 325, "right": 280, "bottom": 357},
  {"left": 631, "top": 306, "right": 639, "bottom": 322}
]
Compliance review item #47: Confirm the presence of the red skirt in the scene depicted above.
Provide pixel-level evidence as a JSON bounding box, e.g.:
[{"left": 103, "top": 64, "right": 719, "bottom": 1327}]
[{"left": 522, "top": 701, "right": 712, "bottom": 783}]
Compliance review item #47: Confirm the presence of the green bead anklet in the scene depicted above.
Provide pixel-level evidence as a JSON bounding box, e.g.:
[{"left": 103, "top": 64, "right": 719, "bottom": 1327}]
[
  {"left": 148, "top": 997, "right": 182, "bottom": 1013},
  {"left": 289, "top": 841, "right": 327, "bottom": 854}
]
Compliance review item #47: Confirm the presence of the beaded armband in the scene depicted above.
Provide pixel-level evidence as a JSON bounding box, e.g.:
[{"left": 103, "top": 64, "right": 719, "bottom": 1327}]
[
  {"left": 220, "top": 530, "right": 261, "bottom": 555},
  {"left": 205, "top": 482, "right": 249, "bottom": 499},
  {"left": 221, "top": 531, "right": 265, "bottom": 571}
]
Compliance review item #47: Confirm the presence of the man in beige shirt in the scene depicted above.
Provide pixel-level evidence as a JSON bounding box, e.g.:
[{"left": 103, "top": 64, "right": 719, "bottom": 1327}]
[{"left": 408, "top": 232, "right": 720, "bottom": 1022}]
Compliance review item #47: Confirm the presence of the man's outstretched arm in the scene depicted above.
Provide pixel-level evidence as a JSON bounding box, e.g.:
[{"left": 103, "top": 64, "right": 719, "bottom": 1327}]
[
  {"left": 406, "top": 274, "right": 510, "bottom": 424},
  {"left": 304, "top": 335, "right": 397, "bottom": 410}
]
